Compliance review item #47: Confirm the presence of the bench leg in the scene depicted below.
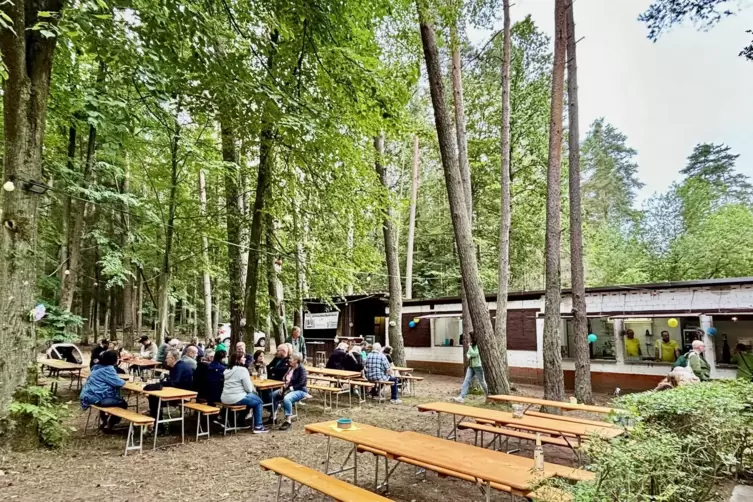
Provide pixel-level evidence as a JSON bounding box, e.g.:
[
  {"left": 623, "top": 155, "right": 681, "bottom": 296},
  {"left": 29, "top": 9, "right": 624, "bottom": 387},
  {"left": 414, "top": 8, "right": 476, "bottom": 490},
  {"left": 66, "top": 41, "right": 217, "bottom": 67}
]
[
  {"left": 324, "top": 435, "right": 331, "bottom": 474},
  {"left": 84, "top": 408, "right": 93, "bottom": 437},
  {"left": 196, "top": 411, "right": 201, "bottom": 441}
]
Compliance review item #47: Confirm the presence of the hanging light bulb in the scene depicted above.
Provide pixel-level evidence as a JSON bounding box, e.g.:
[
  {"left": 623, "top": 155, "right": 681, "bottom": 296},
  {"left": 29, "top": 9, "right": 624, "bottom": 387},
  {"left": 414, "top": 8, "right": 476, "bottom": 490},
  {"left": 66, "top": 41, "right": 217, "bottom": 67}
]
[
  {"left": 64, "top": 269, "right": 70, "bottom": 276},
  {"left": 3, "top": 180, "right": 15, "bottom": 192}
]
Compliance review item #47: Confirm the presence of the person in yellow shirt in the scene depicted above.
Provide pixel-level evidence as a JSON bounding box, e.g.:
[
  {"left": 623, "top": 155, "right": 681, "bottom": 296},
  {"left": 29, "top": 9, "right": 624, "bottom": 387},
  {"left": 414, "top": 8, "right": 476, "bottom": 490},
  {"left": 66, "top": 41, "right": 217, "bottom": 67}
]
[
  {"left": 654, "top": 331, "right": 680, "bottom": 363},
  {"left": 624, "top": 329, "right": 642, "bottom": 358}
]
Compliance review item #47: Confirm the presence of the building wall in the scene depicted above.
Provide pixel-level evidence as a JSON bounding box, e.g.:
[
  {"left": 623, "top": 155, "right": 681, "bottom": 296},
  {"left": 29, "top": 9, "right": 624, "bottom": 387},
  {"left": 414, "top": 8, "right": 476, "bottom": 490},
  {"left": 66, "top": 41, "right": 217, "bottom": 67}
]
[{"left": 398, "top": 282, "right": 752, "bottom": 391}]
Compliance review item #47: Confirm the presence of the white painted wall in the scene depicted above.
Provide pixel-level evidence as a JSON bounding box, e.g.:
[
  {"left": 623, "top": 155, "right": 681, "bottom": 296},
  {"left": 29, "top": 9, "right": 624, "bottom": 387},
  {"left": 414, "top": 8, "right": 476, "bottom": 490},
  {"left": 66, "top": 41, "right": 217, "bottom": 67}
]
[{"left": 398, "top": 282, "right": 753, "bottom": 379}]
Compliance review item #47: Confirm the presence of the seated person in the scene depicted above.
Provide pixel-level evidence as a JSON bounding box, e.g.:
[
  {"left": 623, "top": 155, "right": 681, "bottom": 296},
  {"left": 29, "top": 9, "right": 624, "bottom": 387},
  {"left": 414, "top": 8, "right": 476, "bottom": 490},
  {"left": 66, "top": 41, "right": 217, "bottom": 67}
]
[
  {"left": 270, "top": 352, "right": 308, "bottom": 431},
  {"left": 90, "top": 339, "right": 110, "bottom": 368},
  {"left": 156, "top": 338, "right": 180, "bottom": 366},
  {"left": 235, "top": 341, "right": 255, "bottom": 370},
  {"left": 145, "top": 349, "right": 193, "bottom": 418},
  {"left": 182, "top": 337, "right": 205, "bottom": 359},
  {"left": 221, "top": 353, "right": 268, "bottom": 434},
  {"left": 180, "top": 346, "right": 199, "bottom": 371},
  {"left": 267, "top": 344, "right": 291, "bottom": 381},
  {"left": 343, "top": 345, "right": 364, "bottom": 373},
  {"left": 252, "top": 350, "right": 267, "bottom": 378},
  {"left": 326, "top": 343, "right": 349, "bottom": 370},
  {"left": 138, "top": 336, "right": 158, "bottom": 360},
  {"left": 365, "top": 342, "right": 401, "bottom": 404},
  {"left": 201, "top": 350, "right": 226, "bottom": 406},
  {"left": 383, "top": 346, "right": 394, "bottom": 365},
  {"left": 80, "top": 350, "right": 126, "bottom": 433}
]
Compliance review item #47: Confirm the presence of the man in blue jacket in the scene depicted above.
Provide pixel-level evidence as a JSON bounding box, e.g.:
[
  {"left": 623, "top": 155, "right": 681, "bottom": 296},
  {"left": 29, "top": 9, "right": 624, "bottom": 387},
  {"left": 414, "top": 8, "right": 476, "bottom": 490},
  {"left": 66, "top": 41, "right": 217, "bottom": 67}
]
[
  {"left": 146, "top": 349, "right": 194, "bottom": 418},
  {"left": 80, "top": 350, "right": 126, "bottom": 432}
]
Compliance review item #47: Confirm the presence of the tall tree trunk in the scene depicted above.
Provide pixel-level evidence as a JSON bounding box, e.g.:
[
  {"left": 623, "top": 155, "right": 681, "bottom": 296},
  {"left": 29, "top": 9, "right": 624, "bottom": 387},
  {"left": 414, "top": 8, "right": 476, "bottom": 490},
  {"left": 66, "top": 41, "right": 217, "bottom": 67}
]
[
  {"left": 374, "top": 134, "right": 406, "bottom": 366},
  {"left": 159, "top": 109, "right": 181, "bottom": 343},
  {"left": 108, "top": 287, "right": 117, "bottom": 340},
  {"left": 221, "top": 117, "right": 245, "bottom": 349},
  {"left": 60, "top": 124, "right": 96, "bottom": 311},
  {"left": 346, "top": 212, "right": 355, "bottom": 296},
  {"left": 266, "top": 213, "right": 286, "bottom": 348},
  {"left": 136, "top": 267, "right": 143, "bottom": 338},
  {"left": 417, "top": 0, "right": 510, "bottom": 394},
  {"left": 239, "top": 160, "right": 249, "bottom": 293},
  {"left": 121, "top": 158, "right": 134, "bottom": 349},
  {"left": 495, "top": 0, "right": 513, "bottom": 380},
  {"left": 450, "top": 20, "right": 475, "bottom": 357},
  {"left": 292, "top": 189, "right": 307, "bottom": 331},
  {"left": 567, "top": 0, "right": 592, "bottom": 404},
  {"left": 59, "top": 126, "right": 76, "bottom": 288},
  {"left": 405, "top": 135, "right": 420, "bottom": 299},
  {"left": 543, "top": 0, "right": 568, "bottom": 406},
  {"left": 198, "top": 169, "right": 214, "bottom": 341},
  {"left": 244, "top": 31, "right": 278, "bottom": 345},
  {"left": 0, "top": 0, "right": 64, "bottom": 410}
]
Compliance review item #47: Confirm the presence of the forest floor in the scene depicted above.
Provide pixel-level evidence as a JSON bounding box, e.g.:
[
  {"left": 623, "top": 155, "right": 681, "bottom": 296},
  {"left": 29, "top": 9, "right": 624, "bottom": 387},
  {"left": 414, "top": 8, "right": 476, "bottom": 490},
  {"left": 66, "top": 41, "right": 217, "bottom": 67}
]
[{"left": 0, "top": 356, "right": 620, "bottom": 502}]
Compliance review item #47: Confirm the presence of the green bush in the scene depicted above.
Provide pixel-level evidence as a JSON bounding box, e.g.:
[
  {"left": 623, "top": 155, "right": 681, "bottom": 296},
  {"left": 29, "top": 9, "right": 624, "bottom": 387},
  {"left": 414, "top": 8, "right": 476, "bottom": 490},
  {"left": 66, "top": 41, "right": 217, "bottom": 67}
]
[
  {"left": 546, "top": 380, "right": 753, "bottom": 502},
  {"left": 36, "top": 303, "right": 84, "bottom": 343},
  {"left": 5, "top": 385, "right": 71, "bottom": 449}
]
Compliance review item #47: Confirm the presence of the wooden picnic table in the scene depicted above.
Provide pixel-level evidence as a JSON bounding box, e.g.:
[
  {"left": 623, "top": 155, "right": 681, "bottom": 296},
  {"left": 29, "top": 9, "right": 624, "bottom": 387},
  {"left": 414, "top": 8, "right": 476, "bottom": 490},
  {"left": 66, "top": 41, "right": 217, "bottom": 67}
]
[
  {"left": 305, "top": 420, "right": 552, "bottom": 499},
  {"left": 39, "top": 359, "right": 84, "bottom": 392},
  {"left": 400, "top": 431, "right": 594, "bottom": 483},
  {"left": 417, "top": 402, "right": 623, "bottom": 445},
  {"left": 39, "top": 359, "right": 84, "bottom": 370},
  {"left": 122, "top": 382, "right": 197, "bottom": 450},
  {"left": 488, "top": 394, "right": 625, "bottom": 415},
  {"left": 305, "top": 367, "right": 362, "bottom": 380},
  {"left": 252, "top": 377, "right": 284, "bottom": 390}
]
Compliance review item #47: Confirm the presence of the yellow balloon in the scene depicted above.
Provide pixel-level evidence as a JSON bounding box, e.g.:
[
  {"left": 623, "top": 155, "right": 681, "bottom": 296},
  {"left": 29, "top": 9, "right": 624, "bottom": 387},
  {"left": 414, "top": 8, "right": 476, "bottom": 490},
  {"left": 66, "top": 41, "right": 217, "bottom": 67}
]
[{"left": 668, "top": 318, "right": 678, "bottom": 328}]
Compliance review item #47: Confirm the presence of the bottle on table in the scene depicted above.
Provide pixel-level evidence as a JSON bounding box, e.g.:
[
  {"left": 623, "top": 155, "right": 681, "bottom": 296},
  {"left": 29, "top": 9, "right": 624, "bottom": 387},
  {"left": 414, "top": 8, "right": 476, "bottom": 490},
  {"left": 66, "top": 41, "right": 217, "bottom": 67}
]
[{"left": 533, "top": 433, "right": 544, "bottom": 471}]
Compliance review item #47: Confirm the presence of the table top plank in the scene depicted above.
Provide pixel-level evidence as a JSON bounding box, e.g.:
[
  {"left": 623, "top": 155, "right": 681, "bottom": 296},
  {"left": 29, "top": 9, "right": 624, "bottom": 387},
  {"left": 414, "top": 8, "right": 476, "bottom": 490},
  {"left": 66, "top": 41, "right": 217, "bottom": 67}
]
[
  {"left": 304, "top": 367, "right": 362, "bottom": 379},
  {"left": 123, "top": 358, "right": 160, "bottom": 367},
  {"left": 399, "top": 431, "right": 595, "bottom": 482},
  {"left": 39, "top": 359, "right": 84, "bottom": 370},
  {"left": 304, "top": 421, "right": 551, "bottom": 491},
  {"left": 252, "top": 378, "right": 285, "bottom": 390},
  {"left": 122, "top": 382, "right": 197, "bottom": 401},
  {"left": 417, "top": 402, "right": 623, "bottom": 439},
  {"left": 489, "top": 394, "right": 624, "bottom": 415}
]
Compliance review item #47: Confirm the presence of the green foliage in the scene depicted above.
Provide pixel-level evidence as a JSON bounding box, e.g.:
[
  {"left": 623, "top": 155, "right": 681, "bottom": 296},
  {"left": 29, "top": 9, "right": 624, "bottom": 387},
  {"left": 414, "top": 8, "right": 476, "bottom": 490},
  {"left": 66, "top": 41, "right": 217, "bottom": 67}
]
[
  {"left": 547, "top": 381, "right": 753, "bottom": 501},
  {"left": 37, "top": 304, "right": 85, "bottom": 342},
  {"left": 6, "top": 385, "right": 71, "bottom": 449}
]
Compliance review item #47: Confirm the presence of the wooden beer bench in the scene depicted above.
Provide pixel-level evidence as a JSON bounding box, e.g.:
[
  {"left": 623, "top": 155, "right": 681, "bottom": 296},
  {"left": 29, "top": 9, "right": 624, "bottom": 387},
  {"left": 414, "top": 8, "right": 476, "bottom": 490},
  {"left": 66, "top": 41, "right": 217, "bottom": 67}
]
[
  {"left": 83, "top": 405, "right": 154, "bottom": 456},
  {"left": 260, "top": 457, "right": 392, "bottom": 502},
  {"left": 183, "top": 401, "right": 220, "bottom": 440}
]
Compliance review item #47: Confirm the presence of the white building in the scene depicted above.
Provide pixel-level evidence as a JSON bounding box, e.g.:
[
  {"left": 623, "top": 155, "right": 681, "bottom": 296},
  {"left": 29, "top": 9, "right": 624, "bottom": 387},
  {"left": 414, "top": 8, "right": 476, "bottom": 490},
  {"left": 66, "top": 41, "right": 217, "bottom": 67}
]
[{"left": 396, "top": 277, "right": 753, "bottom": 392}]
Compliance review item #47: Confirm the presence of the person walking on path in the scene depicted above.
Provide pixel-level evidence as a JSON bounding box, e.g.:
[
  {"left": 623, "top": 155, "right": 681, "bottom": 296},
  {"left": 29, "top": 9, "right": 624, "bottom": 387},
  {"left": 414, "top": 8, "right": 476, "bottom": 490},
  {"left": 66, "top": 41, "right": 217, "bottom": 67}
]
[
  {"left": 286, "top": 326, "right": 306, "bottom": 362},
  {"left": 454, "top": 332, "right": 489, "bottom": 403}
]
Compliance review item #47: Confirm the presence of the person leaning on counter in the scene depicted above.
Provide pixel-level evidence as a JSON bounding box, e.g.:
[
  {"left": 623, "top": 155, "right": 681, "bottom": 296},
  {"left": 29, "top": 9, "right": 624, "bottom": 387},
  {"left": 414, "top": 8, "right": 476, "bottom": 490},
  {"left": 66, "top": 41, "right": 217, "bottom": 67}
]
[
  {"left": 624, "top": 329, "right": 642, "bottom": 358},
  {"left": 655, "top": 331, "right": 681, "bottom": 363}
]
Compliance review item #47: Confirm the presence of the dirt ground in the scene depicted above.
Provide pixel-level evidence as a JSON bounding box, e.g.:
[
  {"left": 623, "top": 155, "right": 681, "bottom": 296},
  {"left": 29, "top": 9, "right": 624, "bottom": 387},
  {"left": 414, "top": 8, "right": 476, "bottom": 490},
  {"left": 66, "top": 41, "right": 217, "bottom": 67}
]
[{"left": 0, "top": 360, "right": 618, "bottom": 502}]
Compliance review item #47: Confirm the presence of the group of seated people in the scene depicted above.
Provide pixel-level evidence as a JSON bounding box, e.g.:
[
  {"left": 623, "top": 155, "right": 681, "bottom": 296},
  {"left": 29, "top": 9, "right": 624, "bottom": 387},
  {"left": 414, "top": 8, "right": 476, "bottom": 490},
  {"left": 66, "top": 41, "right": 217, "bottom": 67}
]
[
  {"left": 325, "top": 340, "right": 402, "bottom": 404},
  {"left": 80, "top": 337, "right": 309, "bottom": 434}
]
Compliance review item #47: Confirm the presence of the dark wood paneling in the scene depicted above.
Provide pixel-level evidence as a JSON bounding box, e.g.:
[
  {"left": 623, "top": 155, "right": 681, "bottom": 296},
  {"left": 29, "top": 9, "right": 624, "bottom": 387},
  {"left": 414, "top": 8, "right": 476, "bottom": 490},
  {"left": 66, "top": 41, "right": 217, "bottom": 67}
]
[
  {"left": 401, "top": 308, "right": 538, "bottom": 350},
  {"left": 402, "top": 314, "right": 431, "bottom": 347}
]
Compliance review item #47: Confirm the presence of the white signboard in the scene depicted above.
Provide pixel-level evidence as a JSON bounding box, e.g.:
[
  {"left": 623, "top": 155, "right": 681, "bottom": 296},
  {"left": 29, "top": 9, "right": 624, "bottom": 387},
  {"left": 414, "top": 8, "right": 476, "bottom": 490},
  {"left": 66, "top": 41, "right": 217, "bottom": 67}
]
[{"left": 304, "top": 312, "right": 339, "bottom": 330}]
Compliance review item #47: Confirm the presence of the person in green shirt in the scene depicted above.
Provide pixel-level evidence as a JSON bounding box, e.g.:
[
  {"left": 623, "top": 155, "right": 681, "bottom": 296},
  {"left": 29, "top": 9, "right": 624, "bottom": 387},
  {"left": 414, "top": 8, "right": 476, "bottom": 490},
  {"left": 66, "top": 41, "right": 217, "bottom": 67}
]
[
  {"left": 286, "top": 326, "right": 306, "bottom": 362},
  {"left": 687, "top": 340, "right": 710, "bottom": 381},
  {"left": 731, "top": 343, "right": 753, "bottom": 381},
  {"left": 655, "top": 331, "right": 680, "bottom": 363},
  {"left": 624, "top": 329, "right": 642, "bottom": 358},
  {"left": 453, "top": 332, "right": 488, "bottom": 403}
]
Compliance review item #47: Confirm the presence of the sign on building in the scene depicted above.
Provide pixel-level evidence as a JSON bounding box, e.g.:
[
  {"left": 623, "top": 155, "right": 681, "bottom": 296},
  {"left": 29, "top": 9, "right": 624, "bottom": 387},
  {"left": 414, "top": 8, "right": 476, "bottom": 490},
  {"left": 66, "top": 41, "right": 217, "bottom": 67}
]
[{"left": 304, "top": 312, "right": 339, "bottom": 330}]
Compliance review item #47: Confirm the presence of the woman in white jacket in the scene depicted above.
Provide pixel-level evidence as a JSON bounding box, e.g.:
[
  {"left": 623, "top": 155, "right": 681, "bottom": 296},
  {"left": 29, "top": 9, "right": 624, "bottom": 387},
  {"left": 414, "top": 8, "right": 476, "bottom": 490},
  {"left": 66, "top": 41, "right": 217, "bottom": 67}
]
[{"left": 221, "top": 352, "right": 268, "bottom": 434}]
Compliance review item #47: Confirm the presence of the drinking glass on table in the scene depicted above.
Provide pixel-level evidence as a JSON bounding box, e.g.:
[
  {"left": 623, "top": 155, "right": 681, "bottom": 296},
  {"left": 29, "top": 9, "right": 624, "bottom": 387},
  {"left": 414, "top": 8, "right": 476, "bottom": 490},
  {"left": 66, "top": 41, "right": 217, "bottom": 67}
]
[{"left": 512, "top": 404, "right": 524, "bottom": 419}]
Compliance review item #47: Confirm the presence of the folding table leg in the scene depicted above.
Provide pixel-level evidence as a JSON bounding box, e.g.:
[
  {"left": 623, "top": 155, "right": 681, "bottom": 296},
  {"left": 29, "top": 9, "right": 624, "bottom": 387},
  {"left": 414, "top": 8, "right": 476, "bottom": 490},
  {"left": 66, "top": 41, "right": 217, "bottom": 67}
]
[
  {"left": 353, "top": 443, "right": 358, "bottom": 485},
  {"left": 275, "top": 475, "right": 282, "bottom": 502},
  {"left": 153, "top": 399, "right": 162, "bottom": 450},
  {"left": 84, "top": 408, "right": 92, "bottom": 437},
  {"left": 180, "top": 400, "right": 185, "bottom": 444},
  {"left": 324, "top": 435, "right": 331, "bottom": 474}
]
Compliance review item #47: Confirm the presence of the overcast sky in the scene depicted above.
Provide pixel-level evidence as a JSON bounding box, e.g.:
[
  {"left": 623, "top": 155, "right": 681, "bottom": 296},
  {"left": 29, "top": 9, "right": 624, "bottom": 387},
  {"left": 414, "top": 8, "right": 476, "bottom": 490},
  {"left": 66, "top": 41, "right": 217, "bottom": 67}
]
[{"left": 468, "top": 0, "right": 753, "bottom": 204}]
